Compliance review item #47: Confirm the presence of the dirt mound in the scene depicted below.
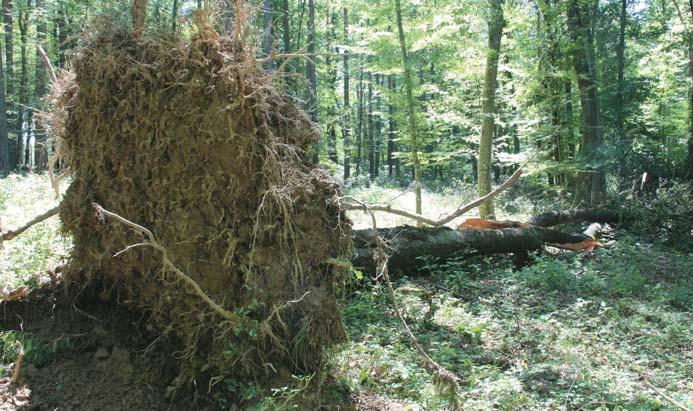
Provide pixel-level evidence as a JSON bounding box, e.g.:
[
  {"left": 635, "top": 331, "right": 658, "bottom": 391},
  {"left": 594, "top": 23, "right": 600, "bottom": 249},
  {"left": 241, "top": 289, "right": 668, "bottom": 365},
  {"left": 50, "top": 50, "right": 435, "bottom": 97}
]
[{"left": 51, "top": 14, "right": 351, "bottom": 390}]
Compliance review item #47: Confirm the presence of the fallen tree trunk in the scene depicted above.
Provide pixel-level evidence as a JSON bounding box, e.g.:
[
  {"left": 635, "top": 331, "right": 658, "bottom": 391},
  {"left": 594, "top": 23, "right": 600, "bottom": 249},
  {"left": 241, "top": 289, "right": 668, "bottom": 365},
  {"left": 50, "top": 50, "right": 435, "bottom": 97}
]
[
  {"left": 352, "top": 225, "right": 594, "bottom": 273},
  {"left": 528, "top": 209, "right": 624, "bottom": 227}
]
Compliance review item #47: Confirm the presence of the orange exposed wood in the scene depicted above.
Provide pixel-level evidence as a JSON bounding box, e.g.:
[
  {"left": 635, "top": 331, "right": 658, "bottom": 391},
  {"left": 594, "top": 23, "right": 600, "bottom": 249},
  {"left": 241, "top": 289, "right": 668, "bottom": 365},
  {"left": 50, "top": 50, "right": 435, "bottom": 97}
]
[{"left": 457, "top": 218, "right": 529, "bottom": 230}]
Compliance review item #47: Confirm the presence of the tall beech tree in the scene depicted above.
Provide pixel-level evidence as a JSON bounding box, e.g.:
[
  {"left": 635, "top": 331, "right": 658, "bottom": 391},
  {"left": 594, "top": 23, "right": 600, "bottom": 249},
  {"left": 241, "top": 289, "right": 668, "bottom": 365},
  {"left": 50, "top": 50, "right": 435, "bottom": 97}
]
[
  {"left": 394, "top": 0, "right": 422, "bottom": 222},
  {"left": 567, "top": 0, "right": 605, "bottom": 205},
  {"left": 478, "top": 0, "right": 504, "bottom": 218},
  {"left": 342, "top": 6, "right": 351, "bottom": 181}
]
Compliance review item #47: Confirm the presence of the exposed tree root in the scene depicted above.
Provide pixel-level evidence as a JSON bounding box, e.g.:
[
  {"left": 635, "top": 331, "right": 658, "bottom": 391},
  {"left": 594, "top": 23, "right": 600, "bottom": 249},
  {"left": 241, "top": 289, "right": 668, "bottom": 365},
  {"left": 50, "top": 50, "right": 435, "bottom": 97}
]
[
  {"left": 92, "top": 204, "right": 241, "bottom": 326},
  {"left": 351, "top": 197, "right": 463, "bottom": 406}
]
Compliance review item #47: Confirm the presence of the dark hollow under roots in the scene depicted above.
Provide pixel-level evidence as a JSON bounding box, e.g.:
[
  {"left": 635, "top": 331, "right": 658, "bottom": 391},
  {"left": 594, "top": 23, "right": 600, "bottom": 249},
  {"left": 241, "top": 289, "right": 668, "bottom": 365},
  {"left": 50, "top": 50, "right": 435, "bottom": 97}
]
[{"left": 53, "top": 18, "right": 351, "bottom": 388}]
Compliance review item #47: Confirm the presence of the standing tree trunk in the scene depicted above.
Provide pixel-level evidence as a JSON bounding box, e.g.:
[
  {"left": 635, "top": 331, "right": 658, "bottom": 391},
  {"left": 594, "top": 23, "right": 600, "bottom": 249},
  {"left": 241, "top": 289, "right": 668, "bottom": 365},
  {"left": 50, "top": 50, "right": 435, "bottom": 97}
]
[
  {"left": 56, "top": 2, "right": 67, "bottom": 67},
  {"left": 687, "top": 0, "right": 693, "bottom": 178},
  {"left": 367, "top": 71, "right": 374, "bottom": 178},
  {"left": 171, "top": 0, "right": 179, "bottom": 34},
  {"left": 355, "top": 63, "right": 364, "bottom": 176},
  {"left": 342, "top": 7, "right": 351, "bottom": 181},
  {"left": 307, "top": 0, "right": 318, "bottom": 163},
  {"left": 478, "top": 0, "right": 504, "bottom": 218},
  {"left": 0, "top": 33, "right": 7, "bottom": 175},
  {"left": 616, "top": 0, "right": 628, "bottom": 178},
  {"left": 131, "top": 0, "right": 147, "bottom": 37},
  {"left": 282, "top": 0, "right": 290, "bottom": 53},
  {"left": 3, "top": 0, "right": 14, "bottom": 169},
  {"left": 394, "top": 0, "right": 422, "bottom": 223},
  {"left": 18, "top": 0, "right": 27, "bottom": 166},
  {"left": 374, "top": 74, "right": 382, "bottom": 178},
  {"left": 326, "top": 10, "right": 338, "bottom": 163},
  {"left": 33, "top": 0, "right": 47, "bottom": 171},
  {"left": 387, "top": 75, "right": 396, "bottom": 177},
  {"left": 567, "top": 0, "right": 605, "bottom": 205},
  {"left": 261, "top": 0, "right": 273, "bottom": 71}
]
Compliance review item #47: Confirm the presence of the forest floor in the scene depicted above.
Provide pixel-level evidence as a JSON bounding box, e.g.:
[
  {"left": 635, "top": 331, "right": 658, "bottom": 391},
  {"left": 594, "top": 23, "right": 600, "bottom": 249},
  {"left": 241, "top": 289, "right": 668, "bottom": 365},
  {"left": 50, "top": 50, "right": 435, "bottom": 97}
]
[{"left": 1, "top": 174, "right": 692, "bottom": 410}]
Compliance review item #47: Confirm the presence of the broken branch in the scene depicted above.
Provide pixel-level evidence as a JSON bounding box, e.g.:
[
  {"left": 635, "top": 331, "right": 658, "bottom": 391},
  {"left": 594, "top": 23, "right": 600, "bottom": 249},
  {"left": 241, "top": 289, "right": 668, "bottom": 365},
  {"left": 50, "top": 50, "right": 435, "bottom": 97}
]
[
  {"left": 344, "top": 168, "right": 523, "bottom": 227},
  {"left": 0, "top": 206, "right": 60, "bottom": 244}
]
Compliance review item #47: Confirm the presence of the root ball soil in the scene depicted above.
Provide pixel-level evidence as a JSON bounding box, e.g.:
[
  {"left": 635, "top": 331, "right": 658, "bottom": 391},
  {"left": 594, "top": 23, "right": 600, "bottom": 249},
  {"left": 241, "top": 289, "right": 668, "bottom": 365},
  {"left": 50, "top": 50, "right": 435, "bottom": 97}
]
[{"left": 53, "top": 18, "right": 351, "bottom": 387}]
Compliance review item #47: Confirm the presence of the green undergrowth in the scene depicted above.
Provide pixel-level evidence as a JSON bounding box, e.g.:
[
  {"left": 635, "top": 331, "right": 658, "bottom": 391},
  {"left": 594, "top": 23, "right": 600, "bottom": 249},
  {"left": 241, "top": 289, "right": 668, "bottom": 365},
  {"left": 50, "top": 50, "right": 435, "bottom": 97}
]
[
  {"left": 326, "top": 235, "right": 693, "bottom": 410},
  {"left": 0, "top": 173, "right": 71, "bottom": 289}
]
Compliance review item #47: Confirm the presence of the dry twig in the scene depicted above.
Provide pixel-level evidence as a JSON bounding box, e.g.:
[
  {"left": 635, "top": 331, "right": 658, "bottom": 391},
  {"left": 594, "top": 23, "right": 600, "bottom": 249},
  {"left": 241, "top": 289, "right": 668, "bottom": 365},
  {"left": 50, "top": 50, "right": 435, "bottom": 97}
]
[
  {"left": 343, "top": 168, "right": 523, "bottom": 227},
  {"left": 0, "top": 206, "right": 60, "bottom": 245},
  {"left": 643, "top": 380, "right": 690, "bottom": 411},
  {"left": 350, "top": 197, "right": 463, "bottom": 405}
]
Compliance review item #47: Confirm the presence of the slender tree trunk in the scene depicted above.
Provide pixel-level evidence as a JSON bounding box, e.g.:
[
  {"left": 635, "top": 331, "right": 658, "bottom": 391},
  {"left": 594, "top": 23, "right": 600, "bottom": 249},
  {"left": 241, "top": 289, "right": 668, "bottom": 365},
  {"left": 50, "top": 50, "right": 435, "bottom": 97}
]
[
  {"left": 478, "top": 0, "right": 504, "bottom": 218},
  {"left": 616, "top": 0, "right": 628, "bottom": 178},
  {"left": 367, "top": 72, "right": 374, "bottom": 178},
  {"left": 33, "top": 0, "right": 47, "bottom": 171},
  {"left": 3, "top": 0, "right": 14, "bottom": 169},
  {"left": 387, "top": 75, "right": 395, "bottom": 177},
  {"left": 567, "top": 0, "right": 605, "bottom": 205},
  {"left": 687, "top": 2, "right": 693, "bottom": 178},
  {"left": 282, "top": 0, "right": 290, "bottom": 53},
  {"left": 171, "top": 0, "right": 179, "bottom": 34},
  {"left": 57, "top": 3, "right": 67, "bottom": 67},
  {"left": 307, "top": 0, "right": 318, "bottom": 163},
  {"left": 18, "top": 0, "right": 27, "bottom": 167},
  {"left": 394, "top": 0, "right": 422, "bottom": 223},
  {"left": 131, "top": 0, "right": 147, "bottom": 37},
  {"left": 342, "top": 7, "right": 351, "bottom": 181},
  {"left": 327, "top": 10, "right": 338, "bottom": 163},
  {"left": 0, "top": 34, "right": 7, "bottom": 175},
  {"left": 355, "top": 64, "right": 363, "bottom": 176},
  {"left": 262, "top": 0, "right": 273, "bottom": 71},
  {"left": 374, "top": 74, "right": 382, "bottom": 178}
]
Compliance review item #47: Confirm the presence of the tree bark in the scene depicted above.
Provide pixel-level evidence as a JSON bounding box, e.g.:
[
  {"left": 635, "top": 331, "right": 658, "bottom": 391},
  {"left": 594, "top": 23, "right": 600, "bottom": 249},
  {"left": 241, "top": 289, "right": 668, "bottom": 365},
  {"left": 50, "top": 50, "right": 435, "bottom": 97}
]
[
  {"left": 566, "top": 0, "right": 605, "bottom": 205},
  {"left": 687, "top": 1, "right": 693, "bottom": 178},
  {"left": 616, "top": 0, "right": 628, "bottom": 178},
  {"left": 342, "top": 7, "right": 351, "bottom": 181},
  {"left": 261, "top": 0, "right": 273, "bottom": 71},
  {"left": 326, "top": 10, "right": 338, "bottom": 163},
  {"left": 3, "top": 0, "right": 14, "bottom": 169},
  {"left": 171, "top": 0, "right": 179, "bottom": 34},
  {"left": 307, "top": 0, "right": 318, "bottom": 163},
  {"left": 367, "top": 71, "right": 374, "bottom": 178},
  {"left": 394, "top": 0, "right": 422, "bottom": 223},
  {"left": 282, "top": 0, "right": 290, "bottom": 53},
  {"left": 0, "top": 30, "right": 8, "bottom": 175},
  {"left": 33, "top": 0, "right": 47, "bottom": 171},
  {"left": 478, "top": 0, "right": 504, "bottom": 218},
  {"left": 387, "top": 75, "right": 396, "bottom": 178},
  {"left": 18, "top": 0, "right": 28, "bottom": 167},
  {"left": 352, "top": 225, "right": 594, "bottom": 274}
]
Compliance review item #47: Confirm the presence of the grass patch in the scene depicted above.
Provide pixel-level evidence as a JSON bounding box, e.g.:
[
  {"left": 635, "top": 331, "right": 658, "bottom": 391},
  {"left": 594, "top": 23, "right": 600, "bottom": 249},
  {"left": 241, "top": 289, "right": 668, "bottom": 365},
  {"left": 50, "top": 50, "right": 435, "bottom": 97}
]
[
  {"left": 0, "top": 174, "right": 71, "bottom": 288},
  {"left": 329, "top": 238, "right": 693, "bottom": 409}
]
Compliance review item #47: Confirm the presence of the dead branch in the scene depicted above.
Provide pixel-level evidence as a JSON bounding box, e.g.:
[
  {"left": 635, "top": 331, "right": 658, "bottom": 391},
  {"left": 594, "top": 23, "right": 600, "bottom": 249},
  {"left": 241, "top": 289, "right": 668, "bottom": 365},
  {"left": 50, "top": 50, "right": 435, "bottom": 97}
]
[
  {"left": 353, "top": 197, "right": 463, "bottom": 404},
  {"left": 37, "top": 45, "right": 58, "bottom": 84},
  {"left": 643, "top": 380, "right": 691, "bottom": 411},
  {"left": 10, "top": 344, "right": 24, "bottom": 384},
  {"left": 92, "top": 204, "right": 241, "bottom": 326},
  {"left": 344, "top": 168, "right": 523, "bottom": 227},
  {"left": 0, "top": 206, "right": 60, "bottom": 245}
]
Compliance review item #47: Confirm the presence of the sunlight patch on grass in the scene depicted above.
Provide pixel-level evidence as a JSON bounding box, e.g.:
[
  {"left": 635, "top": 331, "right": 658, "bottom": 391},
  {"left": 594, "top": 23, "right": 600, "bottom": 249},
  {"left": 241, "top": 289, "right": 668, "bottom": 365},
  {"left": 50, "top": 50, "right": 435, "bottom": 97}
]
[{"left": 0, "top": 174, "right": 71, "bottom": 288}]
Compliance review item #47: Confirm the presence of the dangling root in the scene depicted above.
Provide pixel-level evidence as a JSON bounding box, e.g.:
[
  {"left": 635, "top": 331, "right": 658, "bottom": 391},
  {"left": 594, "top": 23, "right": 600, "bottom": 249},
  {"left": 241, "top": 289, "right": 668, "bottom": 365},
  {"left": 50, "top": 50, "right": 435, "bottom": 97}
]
[{"left": 93, "top": 203, "right": 241, "bottom": 325}]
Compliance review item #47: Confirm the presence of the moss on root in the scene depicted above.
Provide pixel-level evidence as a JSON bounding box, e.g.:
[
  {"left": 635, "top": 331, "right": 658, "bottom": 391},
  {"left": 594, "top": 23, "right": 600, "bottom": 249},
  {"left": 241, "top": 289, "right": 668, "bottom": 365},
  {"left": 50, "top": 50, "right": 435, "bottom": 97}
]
[{"left": 52, "top": 15, "right": 351, "bottom": 389}]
